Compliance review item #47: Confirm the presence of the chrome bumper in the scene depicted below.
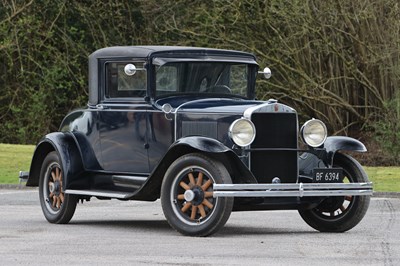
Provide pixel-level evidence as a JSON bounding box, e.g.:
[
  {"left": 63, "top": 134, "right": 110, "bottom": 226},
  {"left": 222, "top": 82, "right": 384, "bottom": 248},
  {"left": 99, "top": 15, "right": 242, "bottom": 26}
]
[
  {"left": 213, "top": 182, "right": 373, "bottom": 198},
  {"left": 19, "top": 171, "right": 29, "bottom": 183}
]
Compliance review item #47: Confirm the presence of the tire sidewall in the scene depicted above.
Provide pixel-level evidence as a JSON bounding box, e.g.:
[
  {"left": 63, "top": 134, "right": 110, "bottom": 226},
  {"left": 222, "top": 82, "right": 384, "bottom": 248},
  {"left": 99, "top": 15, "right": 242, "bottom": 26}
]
[
  {"left": 299, "top": 153, "right": 371, "bottom": 232},
  {"left": 39, "top": 151, "right": 77, "bottom": 224}
]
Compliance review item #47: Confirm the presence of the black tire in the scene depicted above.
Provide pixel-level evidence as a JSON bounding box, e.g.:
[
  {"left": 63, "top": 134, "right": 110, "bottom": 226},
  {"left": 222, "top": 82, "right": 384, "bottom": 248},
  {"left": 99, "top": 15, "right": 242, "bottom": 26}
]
[
  {"left": 298, "top": 153, "right": 370, "bottom": 232},
  {"left": 39, "top": 151, "right": 78, "bottom": 224},
  {"left": 161, "top": 153, "right": 234, "bottom": 236}
]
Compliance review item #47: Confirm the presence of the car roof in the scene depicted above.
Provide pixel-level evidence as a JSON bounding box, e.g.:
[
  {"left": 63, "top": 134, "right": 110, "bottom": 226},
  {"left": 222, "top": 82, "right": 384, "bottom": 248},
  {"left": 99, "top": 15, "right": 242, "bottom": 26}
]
[{"left": 89, "top": 46, "right": 256, "bottom": 59}]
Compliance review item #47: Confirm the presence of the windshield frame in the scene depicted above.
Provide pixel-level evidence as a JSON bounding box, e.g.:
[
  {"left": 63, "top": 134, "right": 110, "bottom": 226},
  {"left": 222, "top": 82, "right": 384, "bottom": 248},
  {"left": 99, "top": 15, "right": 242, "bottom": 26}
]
[{"left": 151, "top": 59, "right": 258, "bottom": 100}]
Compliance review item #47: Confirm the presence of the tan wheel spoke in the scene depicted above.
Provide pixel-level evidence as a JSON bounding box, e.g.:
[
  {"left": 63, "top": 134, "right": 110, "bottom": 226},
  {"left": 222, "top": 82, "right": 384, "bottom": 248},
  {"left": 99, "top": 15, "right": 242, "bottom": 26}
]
[
  {"left": 59, "top": 172, "right": 62, "bottom": 182},
  {"left": 188, "top": 173, "right": 196, "bottom": 186},
  {"left": 49, "top": 192, "right": 54, "bottom": 199},
  {"left": 201, "top": 179, "right": 212, "bottom": 191},
  {"left": 59, "top": 193, "right": 64, "bottom": 203},
  {"left": 51, "top": 171, "right": 56, "bottom": 181},
  {"left": 196, "top": 172, "right": 203, "bottom": 186},
  {"left": 177, "top": 194, "right": 185, "bottom": 200},
  {"left": 180, "top": 181, "right": 191, "bottom": 190},
  {"left": 52, "top": 196, "right": 57, "bottom": 207},
  {"left": 190, "top": 206, "right": 198, "bottom": 220},
  {"left": 56, "top": 197, "right": 61, "bottom": 209},
  {"left": 202, "top": 199, "right": 214, "bottom": 209},
  {"left": 198, "top": 204, "right": 206, "bottom": 218},
  {"left": 204, "top": 191, "right": 213, "bottom": 198},
  {"left": 345, "top": 196, "right": 352, "bottom": 201},
  {"left": 56, "top": 168, "right": 60, "bottom": 181},
  {"left": 181, "top": 202, "right": 192, "bottom": 212}
]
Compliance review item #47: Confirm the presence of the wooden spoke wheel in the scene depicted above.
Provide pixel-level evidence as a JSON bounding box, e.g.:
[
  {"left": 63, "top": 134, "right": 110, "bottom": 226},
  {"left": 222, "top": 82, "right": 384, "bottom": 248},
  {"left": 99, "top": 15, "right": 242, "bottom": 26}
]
[
  {"left": 175, "top": 168, "right": 215, "bottom": 222},
  {"left": 39, "top": 152, "right": 78, "bottom": 224},
  {"left": 47, "top": 164, "right": 64, "bottom": 211},
  {"left": 298, "top": 153, "right": 371, "bottom": 232},
  {"left": 161, "top": 153, "right": 233, "bottom": 236}
]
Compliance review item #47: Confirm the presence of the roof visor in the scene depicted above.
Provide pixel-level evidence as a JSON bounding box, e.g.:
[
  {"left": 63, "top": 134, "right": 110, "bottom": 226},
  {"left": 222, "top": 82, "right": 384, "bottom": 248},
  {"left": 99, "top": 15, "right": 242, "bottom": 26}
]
[{"left": 152, "top": 56, "right": 258, "bottom": 66}]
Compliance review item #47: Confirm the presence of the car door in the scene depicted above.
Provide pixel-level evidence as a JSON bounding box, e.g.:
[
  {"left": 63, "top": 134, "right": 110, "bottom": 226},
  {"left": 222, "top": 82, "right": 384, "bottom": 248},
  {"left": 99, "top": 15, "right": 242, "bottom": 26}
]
[{"left": 97, "top": 60, "right": 150, "bottom": 174}]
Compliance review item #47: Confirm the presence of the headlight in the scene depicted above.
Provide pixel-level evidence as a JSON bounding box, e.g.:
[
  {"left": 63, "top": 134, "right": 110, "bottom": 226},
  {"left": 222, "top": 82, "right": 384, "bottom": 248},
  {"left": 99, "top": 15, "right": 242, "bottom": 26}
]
[
  {"left": 301, "top": 119, "right": 327, "bottom": 147},
  {"left": 229, "top": 118, "right": 256, "bottom": 147}
]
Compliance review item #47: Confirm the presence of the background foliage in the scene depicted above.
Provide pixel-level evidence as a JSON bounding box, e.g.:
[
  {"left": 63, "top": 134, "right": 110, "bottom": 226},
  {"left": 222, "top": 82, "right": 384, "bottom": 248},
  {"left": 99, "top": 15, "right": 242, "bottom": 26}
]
[{"left": 1, "top": 0, "right": 399, "bottom": 165}]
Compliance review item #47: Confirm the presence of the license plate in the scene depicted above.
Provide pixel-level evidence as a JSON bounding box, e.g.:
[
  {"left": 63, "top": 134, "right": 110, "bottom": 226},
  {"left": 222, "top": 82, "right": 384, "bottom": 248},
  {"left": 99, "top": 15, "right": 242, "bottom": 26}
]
[{"left": 313, "top": 168, "right": 343, "bottom": 183}]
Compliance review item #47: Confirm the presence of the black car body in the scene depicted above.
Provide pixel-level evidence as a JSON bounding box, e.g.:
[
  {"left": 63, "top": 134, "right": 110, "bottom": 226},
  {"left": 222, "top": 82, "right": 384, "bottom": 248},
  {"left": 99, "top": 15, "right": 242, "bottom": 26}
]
[{"left": 21, "top": 46, "right": 373, "bottom": 236}]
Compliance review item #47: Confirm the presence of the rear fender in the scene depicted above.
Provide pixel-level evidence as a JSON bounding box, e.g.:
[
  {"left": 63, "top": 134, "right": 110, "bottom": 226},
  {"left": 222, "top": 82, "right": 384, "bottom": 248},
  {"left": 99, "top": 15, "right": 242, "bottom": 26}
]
[
  {"left": 27, "top": 132, "right": 85, "bottom": 189},
  {"left": 133, "top": 136, "right": 256, "bottom": 200}
]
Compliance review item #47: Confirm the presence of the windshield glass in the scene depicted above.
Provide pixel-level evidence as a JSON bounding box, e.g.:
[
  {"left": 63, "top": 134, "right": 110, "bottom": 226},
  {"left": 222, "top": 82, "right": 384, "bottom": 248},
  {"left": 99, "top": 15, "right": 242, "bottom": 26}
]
[{"left": 155, "top": 62, "right": 252, "bottom": 98}]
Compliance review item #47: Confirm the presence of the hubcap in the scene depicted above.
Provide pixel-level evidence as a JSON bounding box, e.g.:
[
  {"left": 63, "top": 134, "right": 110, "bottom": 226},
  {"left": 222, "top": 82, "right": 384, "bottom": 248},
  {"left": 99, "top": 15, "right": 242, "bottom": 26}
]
[{"left": 184, "top": 190, "right": 195, "bottom": 202}]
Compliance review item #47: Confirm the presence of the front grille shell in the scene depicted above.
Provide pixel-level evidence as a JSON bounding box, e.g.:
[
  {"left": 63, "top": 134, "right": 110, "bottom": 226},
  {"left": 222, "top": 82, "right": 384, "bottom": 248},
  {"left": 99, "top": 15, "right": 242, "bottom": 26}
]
[{"left": 249, "top": 112, "right": 298, "bottom": 183}]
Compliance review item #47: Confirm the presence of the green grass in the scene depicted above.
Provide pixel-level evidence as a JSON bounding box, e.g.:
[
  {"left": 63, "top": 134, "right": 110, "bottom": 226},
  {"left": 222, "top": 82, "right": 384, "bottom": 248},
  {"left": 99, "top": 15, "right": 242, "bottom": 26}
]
[
  {"left": 0, "top": 143, "right": 35, "bottom": 184},
  {"left": 0, "top": 143, "right": 399, "bottom": 192},
  {"left": 365, "top": 167, "right": 400, "bottom": 192}
]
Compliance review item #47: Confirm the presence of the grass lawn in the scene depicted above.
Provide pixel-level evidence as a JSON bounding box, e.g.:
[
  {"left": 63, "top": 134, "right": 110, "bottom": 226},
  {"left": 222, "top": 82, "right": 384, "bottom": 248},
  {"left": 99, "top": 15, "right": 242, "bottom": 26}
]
[
  {"left": 365, "top": 167, "right": 400, "bottom": 192},
  {"left": 0, "top": 143, "right": 399, "bottom": 192},
  {"left": 0, "top": 143, "right": 35, "bottom": 184}
]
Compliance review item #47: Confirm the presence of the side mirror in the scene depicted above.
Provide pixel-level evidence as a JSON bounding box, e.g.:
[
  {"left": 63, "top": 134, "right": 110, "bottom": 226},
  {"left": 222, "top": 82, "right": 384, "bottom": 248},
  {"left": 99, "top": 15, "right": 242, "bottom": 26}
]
[
  {"left": 124, "top": 64, "right": 137, "bottom": 76},
  {"left": 258, "top": 67, "right": 272, "bottom": 79}
]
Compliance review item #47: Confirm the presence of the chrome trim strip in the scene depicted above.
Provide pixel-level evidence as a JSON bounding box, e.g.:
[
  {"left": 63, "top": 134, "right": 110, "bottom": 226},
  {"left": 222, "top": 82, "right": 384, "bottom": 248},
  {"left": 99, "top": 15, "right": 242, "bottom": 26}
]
[
  {"left": 243, "top": 101, "right": 296, "bottom": 119},
  {"left": 65, "top": 189, "right": 130, "bottom": 199},
  {"left": 213, "top": 182, "right": 373, "bottom": 198}
]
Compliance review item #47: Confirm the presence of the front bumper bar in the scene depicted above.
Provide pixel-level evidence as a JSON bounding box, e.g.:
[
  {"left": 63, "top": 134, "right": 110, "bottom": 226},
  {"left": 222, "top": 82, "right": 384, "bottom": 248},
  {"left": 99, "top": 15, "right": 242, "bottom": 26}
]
[
  {"left": 213, "top": 182, "right": 373, "bottom": 198},
  {"left": 19, "top": 171, "right": 29, "bottom": 183}
]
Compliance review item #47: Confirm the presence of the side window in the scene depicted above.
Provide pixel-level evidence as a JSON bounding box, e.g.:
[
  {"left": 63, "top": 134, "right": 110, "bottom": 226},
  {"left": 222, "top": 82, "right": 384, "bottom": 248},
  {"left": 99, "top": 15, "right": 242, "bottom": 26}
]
[{"left": 106, "top": 61, "right": 147, "bottom": 98}]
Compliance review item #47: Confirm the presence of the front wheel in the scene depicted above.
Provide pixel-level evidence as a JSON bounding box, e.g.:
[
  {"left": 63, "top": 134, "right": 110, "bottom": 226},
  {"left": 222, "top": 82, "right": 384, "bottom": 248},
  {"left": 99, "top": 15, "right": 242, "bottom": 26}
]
[
  {"left": 298, "top": 153, "right": 370, "bottom": 232},
  {"left": 39, "top": 151, "right": 78, "bottom": 224},
  {"left": 161, "top": 153, "right": 233, "bottom": 236}
]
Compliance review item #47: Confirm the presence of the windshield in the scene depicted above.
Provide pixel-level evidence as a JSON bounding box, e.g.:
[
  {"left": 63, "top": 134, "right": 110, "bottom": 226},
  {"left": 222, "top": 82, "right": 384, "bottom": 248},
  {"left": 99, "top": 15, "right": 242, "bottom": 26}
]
[{"left": 155, "top": 62, "right": 252, "bottom": 98}]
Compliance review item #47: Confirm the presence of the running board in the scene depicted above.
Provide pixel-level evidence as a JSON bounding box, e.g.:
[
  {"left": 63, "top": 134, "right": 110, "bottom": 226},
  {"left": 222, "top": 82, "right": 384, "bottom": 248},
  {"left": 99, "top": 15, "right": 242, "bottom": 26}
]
[
  {"left": 65, "top": 189, "right": 131, "bottom": 199},
  {"left": 213, "top": 182, "right": 373, "bottom": 198}
]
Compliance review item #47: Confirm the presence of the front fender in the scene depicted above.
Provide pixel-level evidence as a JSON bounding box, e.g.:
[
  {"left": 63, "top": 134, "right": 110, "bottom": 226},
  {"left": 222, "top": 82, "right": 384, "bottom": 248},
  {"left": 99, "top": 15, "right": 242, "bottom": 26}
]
[
  {"left": 27, "top": 132, "right": 85, "bottom": 189},
  {"left": 299, "top": 136, "right": 367, "bottom": 175},
  {"left": 324, "top": 136, "right": 367, "bottom": 164},
  {"left": 131, "top": 136, "right": 256, "bottom": 200}
]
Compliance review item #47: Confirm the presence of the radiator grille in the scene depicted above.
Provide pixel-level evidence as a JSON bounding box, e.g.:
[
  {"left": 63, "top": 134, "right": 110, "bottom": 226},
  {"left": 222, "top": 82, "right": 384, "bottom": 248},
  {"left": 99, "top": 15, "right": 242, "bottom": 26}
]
[{"left": 250, "top": 113, "right": 298, "bottom": 183}]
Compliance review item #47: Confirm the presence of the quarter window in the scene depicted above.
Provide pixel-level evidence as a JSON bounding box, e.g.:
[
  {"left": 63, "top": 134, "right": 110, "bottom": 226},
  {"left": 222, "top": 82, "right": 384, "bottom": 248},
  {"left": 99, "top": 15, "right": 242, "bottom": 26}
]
[{"left": 106, "top": 62, "right": 147, "bottom": 98}]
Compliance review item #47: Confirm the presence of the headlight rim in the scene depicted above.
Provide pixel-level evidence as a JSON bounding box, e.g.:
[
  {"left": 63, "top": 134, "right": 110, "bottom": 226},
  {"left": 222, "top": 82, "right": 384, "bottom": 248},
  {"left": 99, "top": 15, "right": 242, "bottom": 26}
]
[
  {"left": 301, "top": 119, "right": 328, "bottom": 148},
  {"left": 228, "top": 118, "right": 256, "bottom": 148}
]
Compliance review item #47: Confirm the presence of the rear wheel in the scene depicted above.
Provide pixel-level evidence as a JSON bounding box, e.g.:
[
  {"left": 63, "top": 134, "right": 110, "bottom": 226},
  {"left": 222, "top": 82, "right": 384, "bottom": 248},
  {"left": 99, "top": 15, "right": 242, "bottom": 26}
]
[
  {"left": 161, "top": 153, "right": 233, "bottom": 236},
  {"left": 298, "top": 153, "right": 370, "bottom": 232},
  {"left": 39, "top": 151, "right": 78, "bottom": 224}
]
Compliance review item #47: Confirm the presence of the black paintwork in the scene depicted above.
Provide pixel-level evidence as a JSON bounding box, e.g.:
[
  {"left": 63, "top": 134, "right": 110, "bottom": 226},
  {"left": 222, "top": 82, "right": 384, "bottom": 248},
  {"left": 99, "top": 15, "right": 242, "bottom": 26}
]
[{"left": 27, "top": 46, "right": 367, "bottom": 210}]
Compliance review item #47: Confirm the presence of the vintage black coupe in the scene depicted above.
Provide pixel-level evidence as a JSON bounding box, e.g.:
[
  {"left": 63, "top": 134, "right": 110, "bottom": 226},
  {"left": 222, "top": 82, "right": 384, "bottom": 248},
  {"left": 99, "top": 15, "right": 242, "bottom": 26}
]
[{"left": 21, "top": 46, "right": 373, "bottom": 236}]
